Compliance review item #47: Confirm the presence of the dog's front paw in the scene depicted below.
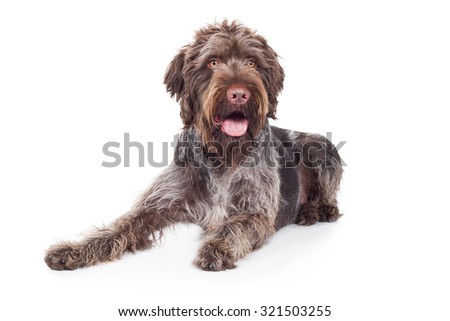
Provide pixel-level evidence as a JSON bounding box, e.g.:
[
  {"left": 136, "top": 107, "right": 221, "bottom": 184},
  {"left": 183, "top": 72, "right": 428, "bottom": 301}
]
[
  {"left": 194, "top": 243, "right": 236, "bottom": 271},
  {"left": 44, "top": 243, "right": 83, "bottom": 271}
]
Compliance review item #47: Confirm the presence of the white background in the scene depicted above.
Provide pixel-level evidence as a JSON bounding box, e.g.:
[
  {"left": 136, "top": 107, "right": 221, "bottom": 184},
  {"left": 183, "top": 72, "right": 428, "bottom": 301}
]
[{"left": 1, "top": 0, "right": 449, "bottom": 320}]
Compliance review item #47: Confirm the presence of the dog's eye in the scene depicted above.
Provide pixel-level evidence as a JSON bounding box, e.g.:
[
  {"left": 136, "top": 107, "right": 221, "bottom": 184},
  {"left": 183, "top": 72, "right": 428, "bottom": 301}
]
[
  {"left": 247, "top": 59, "right": 256, "bottom": 68},
  {"left": 208, "top": 59, "right": 220, "bottom": 68}
]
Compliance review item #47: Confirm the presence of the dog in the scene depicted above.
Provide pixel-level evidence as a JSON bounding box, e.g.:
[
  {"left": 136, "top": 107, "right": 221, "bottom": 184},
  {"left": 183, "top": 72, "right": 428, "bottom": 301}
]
[{"left": 45, "top": 20, "right": 343, "bottom": 271}]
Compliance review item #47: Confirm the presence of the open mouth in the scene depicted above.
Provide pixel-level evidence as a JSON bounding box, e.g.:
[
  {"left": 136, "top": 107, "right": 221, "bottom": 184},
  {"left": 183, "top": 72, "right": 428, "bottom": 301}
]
[{"left": 214, "top": 111, "right": 249, "bottom": 137}]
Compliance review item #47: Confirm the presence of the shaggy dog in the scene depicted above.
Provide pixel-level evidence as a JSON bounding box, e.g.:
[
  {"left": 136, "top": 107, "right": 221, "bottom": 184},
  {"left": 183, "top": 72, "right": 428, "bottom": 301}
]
[{"left": 45, "top": 20, "right": 343, "bottom": 271}]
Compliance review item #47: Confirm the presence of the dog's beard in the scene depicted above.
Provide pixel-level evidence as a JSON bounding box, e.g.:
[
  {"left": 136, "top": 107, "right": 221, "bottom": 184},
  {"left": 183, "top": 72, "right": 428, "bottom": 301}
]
[{"left": 197, "top": 81, "right": 269, "bottom": 168}]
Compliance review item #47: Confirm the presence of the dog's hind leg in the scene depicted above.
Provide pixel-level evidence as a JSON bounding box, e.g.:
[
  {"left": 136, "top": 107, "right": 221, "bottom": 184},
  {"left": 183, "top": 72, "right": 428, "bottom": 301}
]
[{"left": 295, "top": 133, "right": 343, "bottom": 226}]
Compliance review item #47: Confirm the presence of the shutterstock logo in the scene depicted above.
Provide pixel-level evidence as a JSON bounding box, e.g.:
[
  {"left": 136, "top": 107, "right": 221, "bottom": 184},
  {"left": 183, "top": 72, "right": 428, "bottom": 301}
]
[
  {"left": 102, "top": 133, "right": 175, "bottom": 168},
  {"left": 101, "top": 132, "right": 346, "bottom": 168}
]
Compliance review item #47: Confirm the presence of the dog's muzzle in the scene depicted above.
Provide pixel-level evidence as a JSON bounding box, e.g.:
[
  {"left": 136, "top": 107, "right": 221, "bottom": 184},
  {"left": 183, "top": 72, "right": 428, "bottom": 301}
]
[{"left": 213, "top": 85, "right": 251, "bottom": 137}]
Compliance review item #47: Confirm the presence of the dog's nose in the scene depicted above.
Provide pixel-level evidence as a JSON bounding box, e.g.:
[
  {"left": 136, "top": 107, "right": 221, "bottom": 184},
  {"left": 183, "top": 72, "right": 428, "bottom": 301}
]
[{"left": 227, "top": 86, "right": 250, "bottom": 104}]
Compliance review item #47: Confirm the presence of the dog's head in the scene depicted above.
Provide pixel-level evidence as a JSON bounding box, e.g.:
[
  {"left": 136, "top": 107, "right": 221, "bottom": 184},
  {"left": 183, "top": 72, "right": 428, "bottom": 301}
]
[{"left": 164, "top": 20, "right": 284, "bottom": 145}]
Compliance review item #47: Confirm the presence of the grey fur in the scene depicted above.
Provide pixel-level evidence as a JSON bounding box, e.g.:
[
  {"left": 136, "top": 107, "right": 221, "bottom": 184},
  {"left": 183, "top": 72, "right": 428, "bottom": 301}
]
[{"left": 44, "top": 20, "right": 342, "bottom": 271}]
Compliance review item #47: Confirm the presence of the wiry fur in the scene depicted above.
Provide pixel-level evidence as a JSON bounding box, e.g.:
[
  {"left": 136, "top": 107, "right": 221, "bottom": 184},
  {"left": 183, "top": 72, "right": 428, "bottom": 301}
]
[{"left": 45, "top": 20, "right": 343, "bottom": 271}]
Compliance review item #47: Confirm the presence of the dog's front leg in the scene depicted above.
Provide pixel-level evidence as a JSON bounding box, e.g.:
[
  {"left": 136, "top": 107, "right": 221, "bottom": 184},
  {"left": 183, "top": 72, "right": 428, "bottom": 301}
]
[
  {"left": 44, "top": 203, "right": 176, "bottom": 271},
  {"left": 194, "top": 213, "right": 275, "bottom": 271}
]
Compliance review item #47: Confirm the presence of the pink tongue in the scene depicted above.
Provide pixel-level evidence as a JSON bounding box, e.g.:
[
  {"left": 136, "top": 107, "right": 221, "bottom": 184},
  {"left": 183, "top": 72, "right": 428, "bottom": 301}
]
[{"left": 221, "top": 118, "right": 249, "bottom": 137}]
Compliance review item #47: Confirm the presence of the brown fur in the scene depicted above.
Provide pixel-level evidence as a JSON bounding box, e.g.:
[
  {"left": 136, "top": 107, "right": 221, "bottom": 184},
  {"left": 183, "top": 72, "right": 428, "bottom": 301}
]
[{"left": 45, "top": 20, "right": 343, "bottom": 271}]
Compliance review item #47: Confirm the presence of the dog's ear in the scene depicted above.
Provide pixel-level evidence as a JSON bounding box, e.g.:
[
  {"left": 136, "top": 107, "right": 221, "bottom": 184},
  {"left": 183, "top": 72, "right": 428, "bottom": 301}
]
[
  {"left": 164, "top": 48, "right": 194, "bottom": 126},
  {"left": 164, "top": 48, "right": 186, "bottom": 99},
  {"left": 264, "top": 48, "right": 285, "bottom": 119}
]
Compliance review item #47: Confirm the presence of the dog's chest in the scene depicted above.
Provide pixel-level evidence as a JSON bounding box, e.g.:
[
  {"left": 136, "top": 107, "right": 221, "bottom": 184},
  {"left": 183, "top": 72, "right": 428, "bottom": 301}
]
[{"left": 207, "top": 164, "right": 280, "bottom": 221}]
